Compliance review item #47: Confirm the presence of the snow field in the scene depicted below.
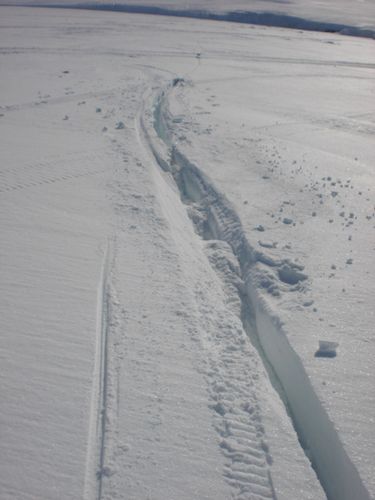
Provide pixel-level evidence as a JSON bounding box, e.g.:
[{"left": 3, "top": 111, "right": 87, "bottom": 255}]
[{"left": 1, "top": 7, "right": 374, "bottom": 500}]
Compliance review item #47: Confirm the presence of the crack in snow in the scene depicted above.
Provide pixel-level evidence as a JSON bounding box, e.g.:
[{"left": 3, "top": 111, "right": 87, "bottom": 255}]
[{"left": 141, "top": 79, "right": 371, "bottom": 500}]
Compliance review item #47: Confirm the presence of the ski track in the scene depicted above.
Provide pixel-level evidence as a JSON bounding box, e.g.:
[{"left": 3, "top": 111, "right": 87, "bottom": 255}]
[
  {"left": 138, "top": 79, "right": 371, "bottom": 500},
  {"left": 84, "top": 240, "right": 112, "bottom": 500}
]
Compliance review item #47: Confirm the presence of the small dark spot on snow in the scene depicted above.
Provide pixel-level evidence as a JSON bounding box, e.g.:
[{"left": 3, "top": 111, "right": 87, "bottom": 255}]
[
  {"left": 282, "top": 218, "right": 293, "bottom": 225},
  {"left": 172, "top": 77, "right": 185, "bottom": 87}
]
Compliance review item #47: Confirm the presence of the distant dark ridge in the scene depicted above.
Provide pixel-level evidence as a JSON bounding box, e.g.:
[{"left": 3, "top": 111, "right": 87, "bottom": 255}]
[{"left": 16, "top": 2, "right": 375, "bottom": 39}]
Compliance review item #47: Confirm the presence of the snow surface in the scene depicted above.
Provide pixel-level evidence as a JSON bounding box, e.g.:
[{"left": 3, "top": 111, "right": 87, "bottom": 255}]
[{"left": 0, "top": 5, "right": 374, "bottom": 500}]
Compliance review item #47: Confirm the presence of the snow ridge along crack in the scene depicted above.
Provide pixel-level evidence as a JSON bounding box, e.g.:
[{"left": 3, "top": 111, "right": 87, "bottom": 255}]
[{"left": 141, "top": 81, "right": 371, "bottom": 500}]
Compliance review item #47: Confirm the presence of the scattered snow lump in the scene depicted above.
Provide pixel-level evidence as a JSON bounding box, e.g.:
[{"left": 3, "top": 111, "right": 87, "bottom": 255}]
[
  {"left": 258, "top": 240, "right": 277, "bottom": 249},
  {"left": 282, "top": 217, "right": 293, "bottom": 225},
  {"left": 278, "top": 264, "right": 308, "bottom": 285},
  {"left": 315, "top": 341, "right": 339, "bottom": 358}
]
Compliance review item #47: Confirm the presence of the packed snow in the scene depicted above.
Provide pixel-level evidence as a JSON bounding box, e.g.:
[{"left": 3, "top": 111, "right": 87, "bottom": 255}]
[{"left": 0, "top": 4, "right": 374, "bottom": 500}]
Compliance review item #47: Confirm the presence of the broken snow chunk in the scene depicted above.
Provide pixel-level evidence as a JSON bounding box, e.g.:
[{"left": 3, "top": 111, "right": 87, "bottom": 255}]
[
  {"left": 258, "top": 240, "right": 277, "bottom": 249},
  {"left": 255, "top": 224, "right": 265, "bottom": 232},
  {"left": 278, "top": 264, "right": 308, "bottom": 285},
  {"left": 303, "top": 299, "right": 314, "bottom": 307},
  {"left": 315, "top": 340, "right": 339, "bottom": 358},
  {"left": 282, "top": 217, "right": 293, "bottom": 225}
]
